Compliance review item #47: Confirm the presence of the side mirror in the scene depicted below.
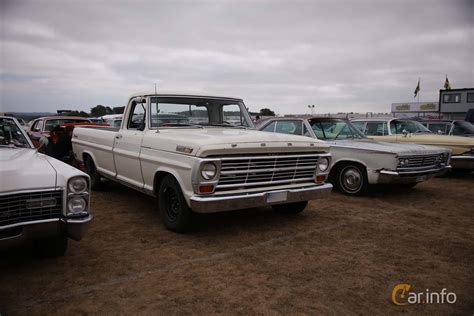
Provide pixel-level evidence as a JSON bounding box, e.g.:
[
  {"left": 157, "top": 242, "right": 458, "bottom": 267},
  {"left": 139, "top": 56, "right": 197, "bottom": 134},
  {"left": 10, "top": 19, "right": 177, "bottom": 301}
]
[
  {"left": 437, "top": 130, "right": 443, "bottom": 135},
  {"left": 402, "top": 129, "right": 408, "bottom": 137}
]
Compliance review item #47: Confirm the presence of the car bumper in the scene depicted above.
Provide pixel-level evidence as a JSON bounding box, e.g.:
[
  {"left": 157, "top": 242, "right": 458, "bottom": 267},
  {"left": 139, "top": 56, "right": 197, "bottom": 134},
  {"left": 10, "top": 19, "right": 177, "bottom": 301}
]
[
  {"left": 450, "top": 155, "right": 474, "bottom": 170},
  {"left": 189, "top": 183, "right": 333, "bottom": 213},
  {"left": 0, "top": 214, "right": 93, "bottom": 248},
  {"left": 376, "top": 166, "right": 451, "bottom": 184}
]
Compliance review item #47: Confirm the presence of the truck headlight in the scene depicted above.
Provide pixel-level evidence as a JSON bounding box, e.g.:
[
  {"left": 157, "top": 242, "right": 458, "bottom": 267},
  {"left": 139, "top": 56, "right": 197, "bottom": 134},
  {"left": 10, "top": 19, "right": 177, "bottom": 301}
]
[
  {"left": 318, "top": 157, "right": 330, "bottom": 172},
  {"left": 201, "top": 162, "right": 217, "bottom": 180},
  {"left": 67, "top": 196, "right": 87, "bottom": 214},
  {"left": 68, "top": 177, "right": 88, "bottom": 194}
]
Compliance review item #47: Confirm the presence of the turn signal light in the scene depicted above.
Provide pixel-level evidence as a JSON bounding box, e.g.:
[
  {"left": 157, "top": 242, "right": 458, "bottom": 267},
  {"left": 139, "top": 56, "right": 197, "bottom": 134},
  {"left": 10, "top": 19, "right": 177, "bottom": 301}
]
[
  {"left": 315, "top": 175, "right": 326, "bottom": 183},
  {"left": 199, "top": 185, "right": 215, "bottom": 194}
]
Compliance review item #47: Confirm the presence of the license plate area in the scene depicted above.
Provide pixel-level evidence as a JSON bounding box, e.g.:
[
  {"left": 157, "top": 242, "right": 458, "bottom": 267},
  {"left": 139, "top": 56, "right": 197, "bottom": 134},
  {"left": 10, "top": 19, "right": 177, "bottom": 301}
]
[{"left": 266, "top": 191, "right": 288, "bottom": 203}]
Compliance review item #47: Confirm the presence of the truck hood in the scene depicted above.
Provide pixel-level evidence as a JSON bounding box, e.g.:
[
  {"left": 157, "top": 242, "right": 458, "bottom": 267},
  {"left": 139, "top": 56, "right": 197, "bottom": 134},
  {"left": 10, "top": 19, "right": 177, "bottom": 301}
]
[
  {"left": 0, "top": 148, "right": 57, "bottom": 193},
  {"left": 143, "top": 128, "right": 329, "bottom": 156},
  {"left": 331, "top": 139, "right": 450, "bottom": 156}
]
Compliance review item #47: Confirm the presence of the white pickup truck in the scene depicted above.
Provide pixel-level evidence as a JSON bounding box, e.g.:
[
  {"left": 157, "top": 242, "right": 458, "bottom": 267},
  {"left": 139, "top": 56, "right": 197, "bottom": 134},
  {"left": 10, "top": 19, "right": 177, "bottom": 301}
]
[{"left": 72, "top": 93, "right": 332, "bottom": 232}]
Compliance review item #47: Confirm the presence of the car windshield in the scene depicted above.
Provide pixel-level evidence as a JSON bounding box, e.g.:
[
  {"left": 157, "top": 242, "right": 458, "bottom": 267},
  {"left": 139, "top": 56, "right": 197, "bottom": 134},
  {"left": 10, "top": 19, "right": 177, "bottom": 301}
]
[
  {"left": 309, "top": 119, "right": 366, "bottom": 140},
  {"left": 45, "top": 119, "right": 90, "bottom": 131},
  {"left": 453, "top": 121, "right": 474, "bottom": 136},
  {"left": 0, "top": 118, "right": 31, "bottom": 148},
  {"left": 149, "top": 97, "right": 253, "bottom": 128},
  {"left": 390, "top": 120, "right": 432, "bottom": 134}
]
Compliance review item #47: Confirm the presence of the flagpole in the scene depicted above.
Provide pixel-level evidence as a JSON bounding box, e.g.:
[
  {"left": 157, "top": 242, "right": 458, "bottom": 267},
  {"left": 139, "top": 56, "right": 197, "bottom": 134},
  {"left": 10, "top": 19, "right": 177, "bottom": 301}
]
[{"left": 417, "top": 77, "right": 420, "bottom": 103}]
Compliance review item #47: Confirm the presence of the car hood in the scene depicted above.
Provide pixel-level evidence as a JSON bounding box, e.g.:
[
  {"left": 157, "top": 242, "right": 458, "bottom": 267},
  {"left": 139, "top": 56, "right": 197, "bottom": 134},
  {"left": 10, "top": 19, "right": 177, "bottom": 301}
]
[
  {"left": 0, "top": 148, "right": 57, "bottom": 193},
  {"left": 331, "top": 139, "right": 449, "bottom": 155},
  {"left": 143, "top": 128, "right": 329, "bottom": 156},
  {"left": 400, "top": 133, "right": 474, "bottom": 146}
]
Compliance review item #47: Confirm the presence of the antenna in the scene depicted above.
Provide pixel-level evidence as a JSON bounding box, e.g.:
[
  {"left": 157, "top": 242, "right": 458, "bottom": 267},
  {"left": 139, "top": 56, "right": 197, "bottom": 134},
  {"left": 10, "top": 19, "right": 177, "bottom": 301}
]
[{"left": 154, "top": 83, "right": 157, "bottom": 94}]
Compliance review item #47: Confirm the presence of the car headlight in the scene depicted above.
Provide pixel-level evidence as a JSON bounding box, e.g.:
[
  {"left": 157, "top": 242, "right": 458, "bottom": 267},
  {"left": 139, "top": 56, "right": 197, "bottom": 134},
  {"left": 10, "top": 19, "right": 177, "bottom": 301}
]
[
  {"left": 318, "top": 157, "right": 330, "bottom": 172},
  {"left": 68, "top": 177, "right": 88, "bottom": 194},
  {"left": 201, "top": 162, "right": 217, "bottom": 180},
  {"left": 67, "top": 196, "right": 87, "bottom": 215}
]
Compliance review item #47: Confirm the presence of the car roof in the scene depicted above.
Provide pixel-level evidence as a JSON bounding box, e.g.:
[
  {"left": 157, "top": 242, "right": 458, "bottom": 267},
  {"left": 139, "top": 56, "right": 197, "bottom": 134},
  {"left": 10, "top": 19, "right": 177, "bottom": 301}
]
[
  {"left": 131, "top": 92, "right": 243, "bottom": 102},
  {"left": 35, "top": 116, "right": 92, "bottom": 121}
]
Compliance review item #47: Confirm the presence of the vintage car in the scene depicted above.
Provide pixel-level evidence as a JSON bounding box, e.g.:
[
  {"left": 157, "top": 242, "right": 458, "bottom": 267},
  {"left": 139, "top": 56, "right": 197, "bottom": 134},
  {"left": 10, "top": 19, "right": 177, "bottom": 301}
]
[
  {"left": 72, "top": 93, "right": 333, "bottom": 232},
  {"left": 420, "top": 120, "right": 474, "bottom": 137},
  {"left": 352, "top": 118, "right": 474, "bottom": 171},
  {"left": 257, "top": 117, "right": 451, "bottom": 195},
  {"left": 27, "top": 116, "right": 92, "bottom": 148},
  {"left": 0, "top": 116, "right": 93, "bottom": 257}
]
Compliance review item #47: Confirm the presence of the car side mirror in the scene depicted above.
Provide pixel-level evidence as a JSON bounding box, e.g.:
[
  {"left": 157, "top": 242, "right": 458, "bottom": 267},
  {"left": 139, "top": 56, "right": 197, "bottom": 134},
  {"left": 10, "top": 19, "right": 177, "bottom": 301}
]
[
  {"left": 437, "top": 130, "right": 443, "bottom": 135},
  {"left": 402, "top": 129, "right": 408, "bottom": 137}
]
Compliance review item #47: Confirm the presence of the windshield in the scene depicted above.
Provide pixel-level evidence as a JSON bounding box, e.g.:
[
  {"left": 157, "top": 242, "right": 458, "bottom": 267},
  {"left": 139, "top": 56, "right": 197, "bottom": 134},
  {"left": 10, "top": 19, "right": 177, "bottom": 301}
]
[
  {"left": 390, "top": 120, "right": 432, "bottom": 134},
  {"left": 309, "top": 119, "right": 366, "bottom": 140},
  {"left": 453, "top": 121, "right": 474, "bottom": 136},
  {"left": 45, "top": 119, "right": 90, "bottom": 131},
  {"left": 0, "top": 118, "right": 31, "bottom": 148},
  {"left": 149, "top": 97, "right": 253, "bottom": 128}
]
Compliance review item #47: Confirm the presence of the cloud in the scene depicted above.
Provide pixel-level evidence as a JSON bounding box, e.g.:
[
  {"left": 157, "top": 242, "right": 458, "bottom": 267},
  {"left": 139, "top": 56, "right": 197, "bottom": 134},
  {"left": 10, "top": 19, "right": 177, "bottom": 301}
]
[{"left": 1, "top": 0, "right": 472, "bottom": 114}]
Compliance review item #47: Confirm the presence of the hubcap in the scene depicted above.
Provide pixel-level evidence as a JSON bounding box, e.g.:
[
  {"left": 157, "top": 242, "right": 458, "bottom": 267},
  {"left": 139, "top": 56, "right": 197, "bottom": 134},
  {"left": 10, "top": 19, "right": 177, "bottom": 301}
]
[
  {"left": 341, "top": 167, "right": 362, "bottom": 192},
  {"left": 163, "top": 187, "right": 180, "bottom": 222}
]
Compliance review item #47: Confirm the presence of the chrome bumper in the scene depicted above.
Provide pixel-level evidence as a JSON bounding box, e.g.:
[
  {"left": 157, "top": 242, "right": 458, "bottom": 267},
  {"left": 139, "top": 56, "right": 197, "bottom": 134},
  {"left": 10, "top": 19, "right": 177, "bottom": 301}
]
[
  {"left": 190, "top": 183, "right": 333, "bottom": 214},
  {"left": 377, "top": 166, "right": 450, "bottom": 184},
  {"left": 0, "top": 214, "right": 93, "bottom": 247},
  {"left": 450, "top": 155, "right": 474, "bottom": 170}
]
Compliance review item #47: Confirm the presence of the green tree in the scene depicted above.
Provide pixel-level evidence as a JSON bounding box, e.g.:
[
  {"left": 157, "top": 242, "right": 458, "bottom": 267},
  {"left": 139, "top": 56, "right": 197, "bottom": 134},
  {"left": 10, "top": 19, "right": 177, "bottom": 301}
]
[
  {"left": 113, "top": 106, "right": 125, "bottom": 114},
  {"left": 90, "top": 105, "right": 107, "bottom": 117},
  {"left": 259, "top": 108, "right": 275, "bottom": 116}
]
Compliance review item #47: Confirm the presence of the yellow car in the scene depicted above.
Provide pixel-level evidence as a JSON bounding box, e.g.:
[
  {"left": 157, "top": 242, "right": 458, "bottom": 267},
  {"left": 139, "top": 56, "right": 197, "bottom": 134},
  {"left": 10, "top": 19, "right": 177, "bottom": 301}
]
[{"left": 352, "top": 118, "right": 474, "bottom": 170}]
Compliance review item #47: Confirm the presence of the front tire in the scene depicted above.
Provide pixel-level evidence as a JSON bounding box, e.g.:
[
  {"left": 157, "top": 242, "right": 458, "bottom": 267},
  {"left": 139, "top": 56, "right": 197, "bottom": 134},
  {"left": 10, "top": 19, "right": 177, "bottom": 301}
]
[
  {"left": 158, "top": 175, "right": 193, "bottom": 233},
  {"left": 336, "top": 163, "right": 369, "bottom": 196},
  {"left": 271, "top": 201, "right": 308, "bottom": 214},
  {"left": 34, "top": 236, "right": 68, "bottom": 258}
]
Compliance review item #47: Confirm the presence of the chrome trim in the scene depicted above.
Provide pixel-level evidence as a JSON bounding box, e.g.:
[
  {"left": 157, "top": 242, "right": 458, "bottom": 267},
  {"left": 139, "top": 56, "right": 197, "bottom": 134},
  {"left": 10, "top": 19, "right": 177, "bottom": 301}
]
[
  {"left": 190, "top": 183, "right": 333, "bottom": 213},
  {"left": 0, "top": 187, "right": 60, "bottom": 197},
  {"left": 381, "top": 166, "right": 450, "bottom": 176},
  {"left": 219, "top": 153, "right": 331, "bottom": 160},
  {"left": 216, "top": 177, "right": 315, "bottom": 189},
  {"left": 0, "top": 215, "right": 93, "bottom": 231}
]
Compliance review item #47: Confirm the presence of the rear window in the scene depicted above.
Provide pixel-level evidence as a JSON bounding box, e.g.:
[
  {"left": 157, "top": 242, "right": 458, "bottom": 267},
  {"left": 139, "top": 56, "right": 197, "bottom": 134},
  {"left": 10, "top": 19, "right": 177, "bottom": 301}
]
[{"left": 45, "top": 119, "right": 90, "bottom": 131}]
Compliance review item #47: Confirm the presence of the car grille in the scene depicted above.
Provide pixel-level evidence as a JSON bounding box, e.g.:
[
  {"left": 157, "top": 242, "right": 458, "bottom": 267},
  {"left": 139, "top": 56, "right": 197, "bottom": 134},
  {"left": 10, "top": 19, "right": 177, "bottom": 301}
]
[
  {"left": 216, "top": 153, "right": 321, "bottom": 192},
  {"left": 398, "top": 154, "right": 449, "bottom": 170},
  {"left": 0, "top": 190, "right": 63, "bottom": 227}
]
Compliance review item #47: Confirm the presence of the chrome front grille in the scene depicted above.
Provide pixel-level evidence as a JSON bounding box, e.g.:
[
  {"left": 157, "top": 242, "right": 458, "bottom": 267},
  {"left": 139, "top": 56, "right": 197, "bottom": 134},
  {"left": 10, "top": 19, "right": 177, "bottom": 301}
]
[
  {"left": 0, "top": 190, "right": 63, "bottom": 227},
  {"left": 216, "top": 153, "right": 321, "bottom": 192},
  {"left": 398, "top": 154, "right": 448, "bottom": 170}
]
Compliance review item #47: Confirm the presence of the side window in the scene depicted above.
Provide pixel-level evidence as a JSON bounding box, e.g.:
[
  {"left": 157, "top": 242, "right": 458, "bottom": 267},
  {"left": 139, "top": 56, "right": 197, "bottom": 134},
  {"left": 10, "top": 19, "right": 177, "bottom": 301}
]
[
  {"left": 311, "top": 122, "right": 325, "bottom": 139},
  {"left": 303, "top": 124, "right": 311, "bottom": 137},
  {"left": 427, "top": 123, "right": 448, "bottom": 134},
  {"left": 35, "top": 120, "right": 44, "bottom": 132},
  {"left": 222, "top": 104, "right": 246, "bottom": 126},
  {"left": 365, "top": 122, "right": 385, "bottom": 136},
  {"left": 275, "top": 120, "right": 303, "bottom": 136},
  {"left": 261, "top": 121, "right": 276, "bottom": 132},
  {"left": 128, "top": 102, "right": 146, "bottom": 130},
  {"left": 352, "top": 121, "right": 365, "bottom": 133}
]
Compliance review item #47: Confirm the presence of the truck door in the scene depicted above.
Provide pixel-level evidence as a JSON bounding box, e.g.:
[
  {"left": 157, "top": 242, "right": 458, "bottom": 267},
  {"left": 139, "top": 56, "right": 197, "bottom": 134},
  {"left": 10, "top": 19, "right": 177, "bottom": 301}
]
[{"left": 113, "top": 100, "right": 146, "bottom": 189}]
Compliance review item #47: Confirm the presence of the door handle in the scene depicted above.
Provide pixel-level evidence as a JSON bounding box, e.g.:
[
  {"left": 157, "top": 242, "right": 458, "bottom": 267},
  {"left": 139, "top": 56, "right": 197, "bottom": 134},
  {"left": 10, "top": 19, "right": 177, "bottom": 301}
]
[{"left": 115, "top": 134, "right": 123, "bottom": 139}]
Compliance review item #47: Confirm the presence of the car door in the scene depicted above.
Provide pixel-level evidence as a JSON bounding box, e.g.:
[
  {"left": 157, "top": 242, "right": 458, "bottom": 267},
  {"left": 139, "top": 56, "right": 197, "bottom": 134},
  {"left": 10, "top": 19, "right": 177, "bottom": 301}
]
[{"left": 113, "top": 100, "right": 146, "bottom": 189}]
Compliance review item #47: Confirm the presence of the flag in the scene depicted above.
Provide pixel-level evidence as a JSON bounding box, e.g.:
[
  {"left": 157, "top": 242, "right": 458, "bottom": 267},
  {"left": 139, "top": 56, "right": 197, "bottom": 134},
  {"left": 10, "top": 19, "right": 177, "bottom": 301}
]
[
  {"left": 444, "top": 76, "right": 451, "bottom": 90},
  {"left": 414, "top": 79, "right": 420, "bottom": 98}
]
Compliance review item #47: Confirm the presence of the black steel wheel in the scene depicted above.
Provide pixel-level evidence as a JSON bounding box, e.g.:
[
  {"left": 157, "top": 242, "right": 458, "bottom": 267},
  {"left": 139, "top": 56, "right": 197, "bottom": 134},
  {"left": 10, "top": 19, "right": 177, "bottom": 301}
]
[{"left": 158, "top": 175, "right": 193, "bottom": 233}]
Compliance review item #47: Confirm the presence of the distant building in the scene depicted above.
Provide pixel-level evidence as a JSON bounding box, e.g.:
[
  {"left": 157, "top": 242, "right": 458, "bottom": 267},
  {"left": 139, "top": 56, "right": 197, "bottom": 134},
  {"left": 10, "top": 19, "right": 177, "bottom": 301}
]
[
  {"left": 390, "top": 102, "right": 439, "bottom": 118},
  {"left": 439, "top": 88, "right": 474, "bottom": 119}
]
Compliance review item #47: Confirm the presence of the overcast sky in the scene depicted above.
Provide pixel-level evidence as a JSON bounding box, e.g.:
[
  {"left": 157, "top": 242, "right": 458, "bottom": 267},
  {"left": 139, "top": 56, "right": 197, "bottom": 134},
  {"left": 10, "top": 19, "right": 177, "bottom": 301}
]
[{"left": 1, "top": 0, "right": 473, "bottom": 115}]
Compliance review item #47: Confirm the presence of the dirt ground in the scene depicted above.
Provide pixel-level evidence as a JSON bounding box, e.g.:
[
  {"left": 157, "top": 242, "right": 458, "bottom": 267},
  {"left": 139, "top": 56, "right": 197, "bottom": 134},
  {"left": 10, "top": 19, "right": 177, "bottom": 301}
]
[{"left": 1, "top": 174, "right": 473, "bottom": 315}]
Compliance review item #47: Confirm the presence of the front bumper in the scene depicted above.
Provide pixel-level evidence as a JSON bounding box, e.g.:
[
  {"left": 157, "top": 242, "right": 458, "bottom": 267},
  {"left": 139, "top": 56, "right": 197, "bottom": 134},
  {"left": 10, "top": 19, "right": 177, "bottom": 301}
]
[
  {"left": 190, "top": 183, "right": 333, "bottom": 213},
  {"left": 450, "top": 155, "right": 474, "bottom": 170},
  {"left": 377, "top": 166, "right": 450, "bottom": 184},
  {"left": 0, "top": 214, "right": 93, "bottom": 248}
]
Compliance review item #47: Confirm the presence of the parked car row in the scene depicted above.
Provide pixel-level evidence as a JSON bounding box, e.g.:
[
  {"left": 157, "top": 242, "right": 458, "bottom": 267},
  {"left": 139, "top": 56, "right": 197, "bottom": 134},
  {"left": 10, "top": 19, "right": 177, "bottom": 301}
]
[{"left": 1, "top": 93, "right": 473, "bottom": 258}]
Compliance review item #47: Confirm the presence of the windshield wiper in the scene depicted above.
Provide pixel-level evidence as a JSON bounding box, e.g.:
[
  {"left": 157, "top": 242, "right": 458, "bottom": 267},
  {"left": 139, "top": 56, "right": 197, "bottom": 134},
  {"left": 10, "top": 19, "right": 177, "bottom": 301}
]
[{"left": 206, "top": 124, "right": 247, "bottom": 129}]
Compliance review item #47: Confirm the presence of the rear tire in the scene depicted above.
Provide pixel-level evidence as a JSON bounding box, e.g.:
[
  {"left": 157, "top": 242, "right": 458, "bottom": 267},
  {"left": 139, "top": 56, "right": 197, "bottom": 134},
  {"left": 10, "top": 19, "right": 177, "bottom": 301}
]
[
  {"left": 34, "top": 236, "right": 68, "bottom": 258},
  {"left": 158, "top": 175, "right": 193, "bottom": 233},
  {"left": 85, "top": 156, "right": 107, "bottom": 190},
  {"left": 335, "top": 163, "right": 369, "bottom": 196},
  {"left": 271, "top": 201, "right": 308, "bottom": 214}
]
